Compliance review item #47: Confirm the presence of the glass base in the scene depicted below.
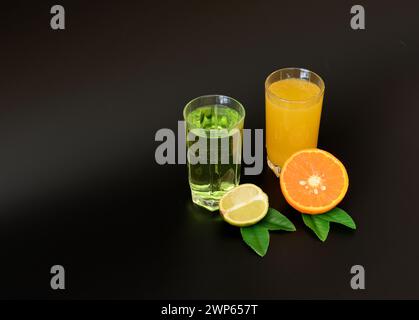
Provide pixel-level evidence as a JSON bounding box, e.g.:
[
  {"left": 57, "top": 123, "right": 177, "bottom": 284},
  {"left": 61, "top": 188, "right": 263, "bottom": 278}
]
[
  {"left": 191, "top": 192, "right": 220, "bottom": 212},
  {"left": 267, "top": 157, "right": 281, "bottom": 177}
]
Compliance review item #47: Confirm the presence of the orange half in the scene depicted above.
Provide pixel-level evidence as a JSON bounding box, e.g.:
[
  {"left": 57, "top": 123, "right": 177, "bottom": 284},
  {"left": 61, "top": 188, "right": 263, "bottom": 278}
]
[{"left": 279, "top": 149, "right": 349, "bottom": 214}]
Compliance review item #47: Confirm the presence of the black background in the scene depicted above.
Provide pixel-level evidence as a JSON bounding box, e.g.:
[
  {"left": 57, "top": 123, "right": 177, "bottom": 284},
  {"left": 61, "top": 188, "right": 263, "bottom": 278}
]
[{"left": 0, "top": 0, "right": 418, "bottom": 299}]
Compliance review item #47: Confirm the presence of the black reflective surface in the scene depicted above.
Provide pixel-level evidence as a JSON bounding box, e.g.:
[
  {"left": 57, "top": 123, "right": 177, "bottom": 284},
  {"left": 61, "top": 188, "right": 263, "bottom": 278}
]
[{"left": 0, "top": 0, "right": 418, "bottom": 299}]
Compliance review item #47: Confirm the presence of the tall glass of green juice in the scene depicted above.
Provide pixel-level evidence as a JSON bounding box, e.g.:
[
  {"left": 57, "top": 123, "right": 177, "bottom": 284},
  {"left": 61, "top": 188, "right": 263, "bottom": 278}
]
[{"left": 183, "top": 95, "right": 245, "bottom": 211}]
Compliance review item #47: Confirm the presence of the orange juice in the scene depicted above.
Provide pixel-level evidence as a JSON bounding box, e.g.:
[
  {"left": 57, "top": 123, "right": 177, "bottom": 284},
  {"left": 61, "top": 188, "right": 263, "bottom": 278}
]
[{"left": 265, "top": 69, "right": 324, "bottom": 175}]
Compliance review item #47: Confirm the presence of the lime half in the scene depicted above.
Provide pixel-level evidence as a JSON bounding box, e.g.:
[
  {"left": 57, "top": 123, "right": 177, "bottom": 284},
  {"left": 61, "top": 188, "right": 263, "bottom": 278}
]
[{"left": 219, "top": 184, "right": 269, "bottom": 227}]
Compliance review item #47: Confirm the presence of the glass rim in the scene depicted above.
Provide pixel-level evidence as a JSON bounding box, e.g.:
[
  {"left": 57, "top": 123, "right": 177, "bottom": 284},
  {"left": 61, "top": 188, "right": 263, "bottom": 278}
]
[
  {"left": 265, "top": 67, "right": 325, "bottom": 104},
  {"left": 183, "top": 94, "right": 246, "bottom": 125}
]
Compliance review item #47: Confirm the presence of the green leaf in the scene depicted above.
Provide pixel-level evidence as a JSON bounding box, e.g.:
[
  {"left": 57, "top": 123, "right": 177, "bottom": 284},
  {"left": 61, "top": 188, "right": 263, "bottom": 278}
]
[
  {"left": 240, "top": 225, "right": 270, "bottom": 257},
  {"left": 317, "top": 207, "right": 356, "bottom": 229},
  {"left": 302, "top": 214, "right": 330, "bottom": 242},
  {"left": 259, "top": 208, "right": 296, "bottom": 231}
]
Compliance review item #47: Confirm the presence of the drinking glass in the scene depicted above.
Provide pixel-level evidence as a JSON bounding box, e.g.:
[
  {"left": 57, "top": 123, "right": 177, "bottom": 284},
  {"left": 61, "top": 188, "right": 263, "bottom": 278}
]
[
  {"left": 265, "top": 68, "right": 325, "bottom": 176},
  {"left": 183, "top": 95, "right": 245, "bottom": 211}
]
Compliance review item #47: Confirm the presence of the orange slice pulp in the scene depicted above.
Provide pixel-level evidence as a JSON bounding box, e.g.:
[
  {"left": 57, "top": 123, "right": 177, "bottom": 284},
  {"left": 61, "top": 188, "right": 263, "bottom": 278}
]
[{"left": 279, "top": 149, "right": 349, "bottom": 214}]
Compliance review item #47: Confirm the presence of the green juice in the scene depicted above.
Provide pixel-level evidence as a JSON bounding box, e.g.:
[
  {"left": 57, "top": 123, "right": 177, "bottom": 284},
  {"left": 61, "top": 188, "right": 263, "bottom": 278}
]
[{"left": 186, "top": 105, "right": 244, "bottom": 211}]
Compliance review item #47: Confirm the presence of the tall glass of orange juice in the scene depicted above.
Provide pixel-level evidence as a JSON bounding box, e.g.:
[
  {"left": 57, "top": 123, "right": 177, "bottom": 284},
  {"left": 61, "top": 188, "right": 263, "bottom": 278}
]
[{"left": 265, "top": 68, "right": 325, "bottom": 176}]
